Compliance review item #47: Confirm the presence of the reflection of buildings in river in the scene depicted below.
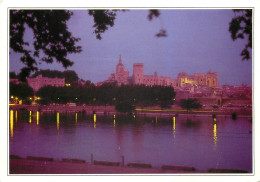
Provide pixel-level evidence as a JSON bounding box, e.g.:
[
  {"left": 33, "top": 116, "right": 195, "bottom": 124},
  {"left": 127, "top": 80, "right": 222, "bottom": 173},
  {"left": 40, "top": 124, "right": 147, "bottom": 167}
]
[
  {"left": 131, "top": 118, "right": 144, "bottom": 154},
  {"left": 10, "top": 110, "right": 14, "bottom": 138},
  {"left": 115, "top": 117, "right": 123, "bottom": 155},
  {"left": 180, "top": 118, "right": 202, "bottom": 130}
]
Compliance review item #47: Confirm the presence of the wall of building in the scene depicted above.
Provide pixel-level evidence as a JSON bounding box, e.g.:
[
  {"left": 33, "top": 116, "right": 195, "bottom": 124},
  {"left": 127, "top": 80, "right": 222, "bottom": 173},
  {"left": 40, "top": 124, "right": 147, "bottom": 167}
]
[{"left": 27, "top": 75, "right": 65, "bottom": 92}]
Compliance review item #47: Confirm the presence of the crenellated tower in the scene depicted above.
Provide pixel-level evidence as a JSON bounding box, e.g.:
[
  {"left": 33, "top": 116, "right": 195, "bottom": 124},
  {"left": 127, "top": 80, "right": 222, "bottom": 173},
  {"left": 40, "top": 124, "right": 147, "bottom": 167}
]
[{"left": 132, "top": 63, "right": 144, "bottom": 85}]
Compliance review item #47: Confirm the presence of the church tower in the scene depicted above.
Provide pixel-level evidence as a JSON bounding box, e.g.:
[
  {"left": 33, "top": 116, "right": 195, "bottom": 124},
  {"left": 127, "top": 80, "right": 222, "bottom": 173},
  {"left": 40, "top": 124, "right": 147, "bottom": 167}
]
[{"left": 115, "top": 55, "right": 129, "bottom": 86}]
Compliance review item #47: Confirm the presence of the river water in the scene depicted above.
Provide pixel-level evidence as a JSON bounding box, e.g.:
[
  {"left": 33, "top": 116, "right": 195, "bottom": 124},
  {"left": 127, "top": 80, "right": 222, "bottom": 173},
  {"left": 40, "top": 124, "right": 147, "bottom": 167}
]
[{"left": 9, "top": 110, "right": 252, "bottom": 172}]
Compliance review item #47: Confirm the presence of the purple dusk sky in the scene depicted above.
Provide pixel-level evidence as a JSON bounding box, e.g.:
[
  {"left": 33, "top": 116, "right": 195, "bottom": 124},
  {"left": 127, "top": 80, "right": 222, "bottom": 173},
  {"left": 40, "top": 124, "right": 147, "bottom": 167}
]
[{"left": 9, "top": 9, "right": 252, "bottom": 86}]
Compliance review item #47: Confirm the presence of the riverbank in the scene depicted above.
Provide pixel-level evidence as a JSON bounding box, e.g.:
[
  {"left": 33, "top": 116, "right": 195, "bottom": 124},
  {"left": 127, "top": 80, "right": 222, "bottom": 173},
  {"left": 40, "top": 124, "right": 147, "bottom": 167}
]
[
  {"left": 9, "top": 104, "right": 252, "bottom": 117},
  {"left": 9, "top": 157, "right": 248, "bottom": 174}
]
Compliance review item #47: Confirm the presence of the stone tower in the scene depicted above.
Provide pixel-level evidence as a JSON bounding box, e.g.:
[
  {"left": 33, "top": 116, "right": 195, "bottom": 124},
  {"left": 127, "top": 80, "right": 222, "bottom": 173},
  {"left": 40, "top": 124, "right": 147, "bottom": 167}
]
[
  {"left": 115, "top": 55, "right": 129, "bottom": 86},
  {"left": 132, "top": 63, "right": 144, "bottom": 85}
]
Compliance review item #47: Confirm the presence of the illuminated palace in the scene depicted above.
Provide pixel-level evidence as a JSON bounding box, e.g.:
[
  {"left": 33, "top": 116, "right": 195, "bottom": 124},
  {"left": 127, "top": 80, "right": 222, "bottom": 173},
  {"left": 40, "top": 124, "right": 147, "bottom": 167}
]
[{"left": 98, "top": 56, "right": 218, "bottom": 88}]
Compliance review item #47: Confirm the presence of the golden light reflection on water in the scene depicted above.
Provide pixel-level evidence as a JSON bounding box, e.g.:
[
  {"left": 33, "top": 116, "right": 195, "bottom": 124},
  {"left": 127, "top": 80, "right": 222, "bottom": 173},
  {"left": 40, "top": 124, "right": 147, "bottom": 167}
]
[
  {"left": 75, "top": 113, "right": 78, "bottom": 124},
  {"left": 57, "top": 112, "right": 60, "bottom": 131},
  {"left": 29, "top": 111, "right": 32, "bottom": 124},
  {"left": 10, "top": 110, "right": 14, "bottom": 138},
  {"left": 173, "top": 116, "right": 176, "bottom": 138},
  {"left": 94, "top": 114, "right": 96, "bottom": 128},
  {"left": 36, "top": 111, "right": 39, "bottom": 125},
  {"left": 15, "top": 110, "right": 18, "bottom": 123},
  {"left": 114, "top": 119, "right": 116, "bottom": 128},
  {"left": 213, "top": 123, "right": 217, "bottom": 147}
]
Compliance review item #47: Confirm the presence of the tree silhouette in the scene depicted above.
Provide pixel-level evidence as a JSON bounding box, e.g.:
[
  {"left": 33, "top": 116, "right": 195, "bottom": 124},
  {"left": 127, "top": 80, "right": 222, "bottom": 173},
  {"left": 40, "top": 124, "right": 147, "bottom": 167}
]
[
  {"left": 10, "top": 9, "right": 163, "bottom": 82},
  {"left": 229, "top": 9, "right": 252, "bottom": 61},
  {"left": 180, "top": 99, "right": 202, "bottom": 111}
]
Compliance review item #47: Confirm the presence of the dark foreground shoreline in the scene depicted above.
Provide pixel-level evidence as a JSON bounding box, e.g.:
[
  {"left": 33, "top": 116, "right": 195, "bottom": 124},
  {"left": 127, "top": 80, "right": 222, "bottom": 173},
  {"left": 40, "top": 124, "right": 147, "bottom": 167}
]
[{"left": 9, "top": 157, "right": 248, "bottom": 174}]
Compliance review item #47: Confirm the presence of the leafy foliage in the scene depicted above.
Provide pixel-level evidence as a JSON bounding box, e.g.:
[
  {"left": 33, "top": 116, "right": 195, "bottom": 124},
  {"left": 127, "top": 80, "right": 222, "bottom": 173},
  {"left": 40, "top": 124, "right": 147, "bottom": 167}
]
[
  {"left": 10, "top": 72, "right": 18, "bottom": 79},
  {"left": 10, "top": 10, "right": 82, "bottom": 81},
  {"left": 32, "top": 69, "right": 79, "bottom": 83},
  {"left": 10, "top": 9, "right": 164, "bottom": 82},
  {"left": 88, "top": 10, "right": 117, "bottom": 40},
  {"left": 36, "top": 84, "right": 176, "bottom": 109},
  {"left": 229, "top": 9, "right": 252, "bottom": 60},
  {"left": 115, "top": 101, "right": 135, "bottom": 113},
  {"left": 180, "top": 98, "right": 202, "bottom": 111},
  {"left": 9, "top": 82, "right": 34, "bottom": 100}
]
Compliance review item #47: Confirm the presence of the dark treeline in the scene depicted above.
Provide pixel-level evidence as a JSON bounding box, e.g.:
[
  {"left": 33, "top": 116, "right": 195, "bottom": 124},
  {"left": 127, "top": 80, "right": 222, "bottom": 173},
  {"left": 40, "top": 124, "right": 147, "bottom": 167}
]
[
  {"left": 36, "top": 82, "right": 176, "bottom": 110},
  {"left": 32, "top": 69, "right": 79, "bottom": 84},
  {"left": 10, "top": 70, "right": 80, "bottom": 84},
  {"left": 9, "top": 82, "right": 34, "bottom": 104}
]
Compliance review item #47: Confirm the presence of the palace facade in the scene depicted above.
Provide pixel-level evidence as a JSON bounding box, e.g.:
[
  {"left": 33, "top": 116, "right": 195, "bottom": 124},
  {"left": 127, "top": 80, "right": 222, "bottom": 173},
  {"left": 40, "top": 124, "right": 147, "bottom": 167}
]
[
  {"left": 98, "top": 56, "right": 218, "bottom": 88},
  {"left": 27, "top": 74, "right": 65, "bottom": 92}
]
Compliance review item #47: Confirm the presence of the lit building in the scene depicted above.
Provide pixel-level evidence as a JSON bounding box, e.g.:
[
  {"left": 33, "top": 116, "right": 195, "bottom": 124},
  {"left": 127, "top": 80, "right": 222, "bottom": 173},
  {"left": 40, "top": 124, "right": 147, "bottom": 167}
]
[
  {"left": 177, "top": 71, "right": 218, "bottom": 87},
  {"left": 99, "top": 56, "right": 218, "bottom": 88},
  {"left": 27, "top": 74, "right": 65, "bottom": 92}
]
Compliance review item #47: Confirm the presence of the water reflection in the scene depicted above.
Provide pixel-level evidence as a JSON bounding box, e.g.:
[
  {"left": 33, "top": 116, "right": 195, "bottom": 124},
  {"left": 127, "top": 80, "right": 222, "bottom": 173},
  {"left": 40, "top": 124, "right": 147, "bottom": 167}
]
[
  {"left": 15, "top": 110, "right": 18, "bottom": 124},
  {"left": 36, "top": 111, "right": 39, "bottom": 125},
  {"left": 93, "top": 114, "right": 96, "bottom": 128},
  {"left": 113, "top": 114, "right": 116, "bottom": 128},
  {"left": 213, "top": 123, "right": 218, "bottom": 148},
  {"left": 29, "top": 111, "right": 32, "bottom": 124},
  {"left": 57, "top": 112, "right": 60, "bottom": 132},
  {"left": 9, "top": 112, "right": 252, "bottom": 172},
  {"left": 181, "top": 118, "right": 201, "bottom": 129},
  {"left": 173, "top": 116, "right": 176, "bottom": 138},
  {"left": 10, "top": 110, "right": 14, "bottom": 138}
]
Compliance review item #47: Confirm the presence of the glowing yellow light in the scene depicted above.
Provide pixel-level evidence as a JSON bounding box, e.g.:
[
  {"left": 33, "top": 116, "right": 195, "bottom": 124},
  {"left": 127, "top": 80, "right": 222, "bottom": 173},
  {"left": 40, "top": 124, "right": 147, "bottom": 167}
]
[
  {"left": 15, "top": 110, "right": 18, "bottom": 123},
  {"left": 36, "top": 111, "right": 39, "bottom": 125},
  {"left": 75, "top": 113, "right": 77, "bottom": 124},
  {"left": 57, "top": 112, "right": 60, "bottom": 131},
  {"left": 29, "top": 97, "right": 32, "bottom": 100},
  {"left": 113, "top": 114, "right": 116, "bottom": 119},
  {"left": 114, "top": 119, "right": 116, "bottom": 128},
  {"left": 94, "top": 114, "right": 96, "bottom": 122},
  {"left": 11, "top": 96, "right": 14, "bottom": 99},
  {"left": 213, "top": 123, "right": 217, "bottom": 147},
  {"left": 133, "top": 114, "right": 136, "bottom": 118},
  {"left": 29, "top": 111, "right": 32, "bottom": 123},
  {"left": 94, "top": 114, "right": 96, "bottom": 128},
  {"left": 10, "top": 110, "right": 14, "bottom": 138},
  {"left": 213, "top": 117, "right": 217, "bottom": 122},
  {"left": 173, "top": 116, "right": 176, "bottom": 136}
]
